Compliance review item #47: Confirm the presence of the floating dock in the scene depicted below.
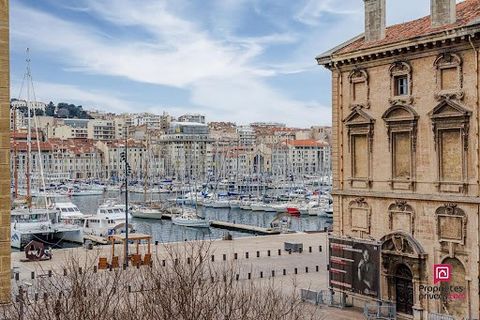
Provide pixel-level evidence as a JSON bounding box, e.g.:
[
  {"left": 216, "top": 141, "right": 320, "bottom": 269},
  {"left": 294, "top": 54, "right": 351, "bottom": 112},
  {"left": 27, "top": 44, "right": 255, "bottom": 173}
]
[{"left": 161, "top": 214, "right": 281, "bottom": 235}]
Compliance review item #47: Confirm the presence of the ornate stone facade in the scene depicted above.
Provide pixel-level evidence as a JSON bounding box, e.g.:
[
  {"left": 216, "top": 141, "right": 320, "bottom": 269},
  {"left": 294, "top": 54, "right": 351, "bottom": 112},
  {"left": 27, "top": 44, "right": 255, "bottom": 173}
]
[
  {"left": 317, "top": 0, "right": 480, "bottom": 318},
  {"left": 0, "top": 0, "right": 9, "bottom": 304}
]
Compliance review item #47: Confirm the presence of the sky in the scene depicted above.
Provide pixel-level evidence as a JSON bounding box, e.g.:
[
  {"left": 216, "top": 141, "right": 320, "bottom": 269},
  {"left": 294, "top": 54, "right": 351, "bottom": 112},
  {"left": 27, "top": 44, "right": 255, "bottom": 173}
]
[{"left": 10, "top": 0, "right": 447, "bottom": 127}]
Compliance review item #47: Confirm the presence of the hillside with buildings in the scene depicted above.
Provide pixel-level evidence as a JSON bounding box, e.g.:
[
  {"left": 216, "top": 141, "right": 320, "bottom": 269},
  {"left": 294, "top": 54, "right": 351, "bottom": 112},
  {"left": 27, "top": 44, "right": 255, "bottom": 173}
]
[{"left": 10, "top": 101, "right": 331, "bottom": 183}]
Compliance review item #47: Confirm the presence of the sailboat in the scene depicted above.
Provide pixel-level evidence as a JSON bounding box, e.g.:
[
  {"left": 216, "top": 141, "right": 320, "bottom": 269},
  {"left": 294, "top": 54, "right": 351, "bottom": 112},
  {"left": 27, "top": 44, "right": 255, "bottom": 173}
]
[{"left": 10, "top": 49, "right": 82, "bottom": 249}]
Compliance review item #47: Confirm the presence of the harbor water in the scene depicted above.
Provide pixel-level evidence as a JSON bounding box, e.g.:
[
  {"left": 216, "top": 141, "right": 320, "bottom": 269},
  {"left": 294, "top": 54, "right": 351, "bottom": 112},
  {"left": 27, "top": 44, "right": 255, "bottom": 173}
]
[{"left": 71, "top": 191, "right": 333, "bottom": 244}]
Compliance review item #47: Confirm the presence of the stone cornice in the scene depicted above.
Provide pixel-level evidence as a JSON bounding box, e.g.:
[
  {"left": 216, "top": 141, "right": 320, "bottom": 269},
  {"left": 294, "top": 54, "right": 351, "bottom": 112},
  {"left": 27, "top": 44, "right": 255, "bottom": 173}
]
[
  {"left": 317, "top": 25, "right": 480, "bottom": 69},
  {"left": 332, "top": 189, "right": 480, "bottom": 205}
]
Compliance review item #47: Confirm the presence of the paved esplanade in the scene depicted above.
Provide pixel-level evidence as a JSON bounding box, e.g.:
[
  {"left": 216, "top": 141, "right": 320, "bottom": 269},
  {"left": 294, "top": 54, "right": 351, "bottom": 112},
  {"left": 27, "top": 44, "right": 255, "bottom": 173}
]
[{"left": 11, "top": 232, "right": 363, "bottom": 319}]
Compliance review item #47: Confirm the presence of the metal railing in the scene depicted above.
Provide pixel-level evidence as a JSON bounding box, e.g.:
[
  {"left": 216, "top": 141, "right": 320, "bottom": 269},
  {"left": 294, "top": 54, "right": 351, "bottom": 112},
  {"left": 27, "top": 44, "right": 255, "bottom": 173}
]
[
  {"left": 364, "top": 303, "right": 396, "bottom": 320},
  {"left": 428, "top": 313, "right": 455, "bottom": 320}
]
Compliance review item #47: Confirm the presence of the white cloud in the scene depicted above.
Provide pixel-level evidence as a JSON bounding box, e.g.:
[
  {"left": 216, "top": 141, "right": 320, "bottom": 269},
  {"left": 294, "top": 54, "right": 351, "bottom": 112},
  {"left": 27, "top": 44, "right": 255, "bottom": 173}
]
[
  {"left": 11, "top": 0, "right": 326, "bottom": 126},
  {"left": 12, "top": 81, "right": 135, "bottom": 113}
]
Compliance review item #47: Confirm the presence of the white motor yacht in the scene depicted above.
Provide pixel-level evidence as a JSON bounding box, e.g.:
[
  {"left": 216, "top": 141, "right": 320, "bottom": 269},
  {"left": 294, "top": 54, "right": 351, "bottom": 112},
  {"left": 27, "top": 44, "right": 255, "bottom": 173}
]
[{"left": 11, "top": 207, "right": 82, "bottom": 249}]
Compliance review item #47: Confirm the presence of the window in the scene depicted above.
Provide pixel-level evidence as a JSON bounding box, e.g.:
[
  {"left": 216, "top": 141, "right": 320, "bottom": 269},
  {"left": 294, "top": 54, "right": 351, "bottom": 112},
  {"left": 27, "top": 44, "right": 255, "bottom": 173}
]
[
  {"left": 382, "top": 105, "right": 418, "bottom": 190},
  {"left": 439, "top": 129, "right": 462, "bottom": 181},
  {"left": 352, "top": 135, "right": 368, "bottom": 178},
  {"left": 430, "top": 99, "right": 471, "bottom": 193},
  {"left": 389, "top": 61, "right": 412, "bottom": 101},
  {"left": 349, "top": 69, "right": 369, "bottom": 108},
  {"left": 434, "top": 53, "right": 463, "bottom": 101},
  {"left": 394, "top": 76, "right": 408, "bottom": 96},
  {"left": 392, "top": 132, "right": 411, "bottom": 179},
  {"left": 344, "top": 107, "right": 374, "bottom": 188}
]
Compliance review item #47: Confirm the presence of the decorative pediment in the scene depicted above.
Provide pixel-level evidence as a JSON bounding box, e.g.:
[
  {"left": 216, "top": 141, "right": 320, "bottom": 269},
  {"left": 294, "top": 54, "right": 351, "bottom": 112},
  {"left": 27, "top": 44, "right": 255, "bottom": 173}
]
[
  {"left": 344, "top": 107, "right": 375, "bottom": 126},
  {"left": 381, "top": 231, "right": 426, "bottom": 258},
  {"left": 349, "top": 68, "right": 368, "bottom": 82},
  {"left": 435, "top": 203, "right": 465, "bottom": 217},
  {"left": 434, "top": 52, "right": 462, "bottom": 67},
  {"left": 388, "top": 200, "right": 414, "bottom": 213},
  {"left": 429, "top": 99, "right": 471, "bottom": 120},
  {"left": 382, "top": 105, "right": 418, "bottom": 123},
  {"left": 389, "top": 61, "right": 411, "bottom": 75}
]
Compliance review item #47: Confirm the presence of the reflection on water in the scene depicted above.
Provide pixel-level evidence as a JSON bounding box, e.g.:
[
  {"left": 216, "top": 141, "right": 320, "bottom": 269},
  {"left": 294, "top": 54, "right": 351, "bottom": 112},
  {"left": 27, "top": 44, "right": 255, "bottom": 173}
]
[{"left": 71, "top": 191, "right": 332, "bottom": 243}]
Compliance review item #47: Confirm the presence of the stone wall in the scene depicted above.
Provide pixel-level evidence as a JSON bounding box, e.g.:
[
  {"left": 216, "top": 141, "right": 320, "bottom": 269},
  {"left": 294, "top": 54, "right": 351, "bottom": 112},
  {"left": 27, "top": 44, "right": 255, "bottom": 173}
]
[
  {"left": 0, "top": 0, "right": 9, "bottom": 304},
  {"left": 330, "top": 39, "right": 480, "bottom": 319}
]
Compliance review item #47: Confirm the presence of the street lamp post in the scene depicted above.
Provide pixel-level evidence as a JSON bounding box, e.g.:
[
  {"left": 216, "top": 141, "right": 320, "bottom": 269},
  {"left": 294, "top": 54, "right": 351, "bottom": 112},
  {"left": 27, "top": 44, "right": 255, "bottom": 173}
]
[{"left": 122, "top": 127, "right": 130, "bottom": 267}]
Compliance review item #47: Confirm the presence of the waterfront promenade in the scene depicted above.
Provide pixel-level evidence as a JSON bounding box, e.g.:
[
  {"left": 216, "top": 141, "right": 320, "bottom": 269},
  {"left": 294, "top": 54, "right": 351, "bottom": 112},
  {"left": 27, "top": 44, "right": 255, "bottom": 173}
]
[{"left": 10, "top": 232, "right": 364, "bottom": 319}]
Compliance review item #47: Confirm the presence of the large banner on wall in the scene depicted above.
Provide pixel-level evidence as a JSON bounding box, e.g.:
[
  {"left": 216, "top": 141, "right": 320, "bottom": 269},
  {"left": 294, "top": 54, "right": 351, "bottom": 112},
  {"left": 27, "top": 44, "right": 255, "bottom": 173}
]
[{"left": 328, "top": 235, "right": 381, "bottom": 298}]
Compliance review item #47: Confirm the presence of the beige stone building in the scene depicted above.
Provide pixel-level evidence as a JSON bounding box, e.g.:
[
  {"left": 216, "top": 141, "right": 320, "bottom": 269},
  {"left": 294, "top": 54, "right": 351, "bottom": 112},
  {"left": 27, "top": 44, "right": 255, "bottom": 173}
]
[
  {"left": 317, "top": 0, "right": 480, "bottom": 318},
  {"left": 0, "top": 0, "right": 8, "bottom": 305}
]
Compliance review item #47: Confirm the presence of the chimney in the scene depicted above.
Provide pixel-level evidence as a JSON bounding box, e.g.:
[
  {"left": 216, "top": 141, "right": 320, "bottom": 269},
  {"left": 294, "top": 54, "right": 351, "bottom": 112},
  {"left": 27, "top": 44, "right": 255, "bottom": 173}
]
[
  {"left": 431, "top": 0, "right": 456, "bottom": 27},
  {"left": 364, "top": 0, "right": 386, "bottom": 42}
]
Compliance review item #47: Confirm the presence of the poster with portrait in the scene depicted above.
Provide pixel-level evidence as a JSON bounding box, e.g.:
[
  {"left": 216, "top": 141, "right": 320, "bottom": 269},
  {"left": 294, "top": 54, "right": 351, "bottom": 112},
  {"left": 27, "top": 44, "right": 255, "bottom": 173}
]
[{"left": 328, "top": 236, "right": 380, "bottom": 298}]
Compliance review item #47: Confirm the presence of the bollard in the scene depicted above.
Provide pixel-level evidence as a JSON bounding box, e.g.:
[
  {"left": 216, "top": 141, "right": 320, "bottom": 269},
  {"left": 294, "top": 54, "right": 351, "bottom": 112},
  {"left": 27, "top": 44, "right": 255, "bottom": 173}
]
[
  {"left": 309, "top": 246, "right": 312, "bottom": 253},
  {"left": 271, "top": 270, "right": 275, "bottom": 277},
  {"left": 234, "top": 253, "right": 238, "bottom": 260},
  {"left": 294, "top": 268, "right": 298, "bottom": 274},
  {"left": 283, "top": 269, "right": 286, "bottom": 276},
  {"left": 211, "top": 255, "right": 215, "bottom": 262},
  {"left": 260, "top": 271, "right": 263, "bottom": 278},
  {"left": 316, "top": 265, "right": 319, "bottom": 272},
  {"left": 278, "top": 249, "right": 281, "bottom": 256},
  {"left": 31, "top": 271, "right": 35, "bottom": 280},
  {"left": 267, "top": 250, "right": 271, "bottom": 257},
  {"left": 248, "top": 272, "right": 251, "bottom": 280},
  {"left": 319, "top": 245, "right": 322, "bottom": 252},
  {"left": 305, "top": 267, "right": 309, "bottom": 273},
  {"left": 245, "top": 252, "right": 249, "bottom": 259}
]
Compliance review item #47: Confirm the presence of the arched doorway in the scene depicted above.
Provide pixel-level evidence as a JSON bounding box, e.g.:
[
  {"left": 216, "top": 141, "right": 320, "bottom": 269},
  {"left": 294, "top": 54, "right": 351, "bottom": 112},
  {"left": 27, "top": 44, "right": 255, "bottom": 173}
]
[
  {"left": 441, "top": 258, "right": 467, "bottom": 319},
  {"left": 381, "top": 231, "right": 427, "bottom": 319},
  {"left": 394, "top": 264, "right": 413, "bottom": 315}
]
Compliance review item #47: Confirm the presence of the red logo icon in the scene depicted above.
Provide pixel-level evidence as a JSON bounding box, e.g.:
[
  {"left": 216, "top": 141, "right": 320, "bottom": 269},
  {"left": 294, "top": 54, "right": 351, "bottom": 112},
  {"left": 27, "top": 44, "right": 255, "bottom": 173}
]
[{"left": 433, "top": 264, "right": 451, "bottom": 284}]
